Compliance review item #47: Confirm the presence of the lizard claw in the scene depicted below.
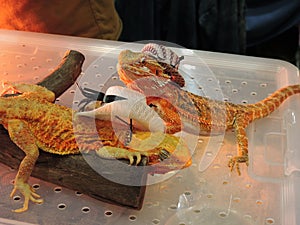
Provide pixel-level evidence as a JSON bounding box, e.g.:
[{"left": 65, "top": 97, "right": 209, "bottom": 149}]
[
  {"left": 10, "top": 182, "right": 43, "bottom": 213},
  {"left": 140, "top": 156, "right": 149, "bottom": 166},
  {"left": 159, "top": 149, "right": 171, "bottom": 161},
  {"left": 128, "top": 152, "right": 142, "bottom": 165}
]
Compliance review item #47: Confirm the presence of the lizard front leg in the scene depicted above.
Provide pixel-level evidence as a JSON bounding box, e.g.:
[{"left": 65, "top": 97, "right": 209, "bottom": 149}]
[
  {"left": 7, "top": 119, "right": 43, "bottom": 213},
  {"left": 228, "top": 115, "right": 249, "bottom": 175}
]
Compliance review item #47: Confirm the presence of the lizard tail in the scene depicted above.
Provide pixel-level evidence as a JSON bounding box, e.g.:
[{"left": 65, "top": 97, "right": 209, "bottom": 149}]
[{"left": 249, "top": 84, "right": 300, "bottom": 120}]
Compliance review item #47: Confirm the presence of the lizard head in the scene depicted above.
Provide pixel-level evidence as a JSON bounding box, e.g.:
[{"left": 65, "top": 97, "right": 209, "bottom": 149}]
[{"left": 117, "top": 50, "right": 185, "bottom": 88}]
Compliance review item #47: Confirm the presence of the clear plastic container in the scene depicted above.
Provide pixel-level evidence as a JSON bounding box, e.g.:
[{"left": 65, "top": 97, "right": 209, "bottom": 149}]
[{"left": 0, "top": 29, "right": 299, "bottom": 225}]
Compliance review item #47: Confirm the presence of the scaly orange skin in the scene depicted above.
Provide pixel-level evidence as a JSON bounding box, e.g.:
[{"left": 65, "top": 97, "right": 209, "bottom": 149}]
[
  {"left": 0, "top": 82, "right": 191, "bottom": 212},
  {"left": 117, "top": 49, "right": 300, "bottom": 175}
]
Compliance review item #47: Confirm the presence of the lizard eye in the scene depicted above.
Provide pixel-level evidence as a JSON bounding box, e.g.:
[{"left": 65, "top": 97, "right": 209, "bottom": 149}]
[{"left": 140, "top": 57, "right": 146, "bottom": 63}]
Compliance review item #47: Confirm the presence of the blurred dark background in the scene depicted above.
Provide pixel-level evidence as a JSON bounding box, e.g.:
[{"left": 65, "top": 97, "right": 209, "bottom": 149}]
[{"left": 115, "top": 0, "right": 300, "bottom": 68}]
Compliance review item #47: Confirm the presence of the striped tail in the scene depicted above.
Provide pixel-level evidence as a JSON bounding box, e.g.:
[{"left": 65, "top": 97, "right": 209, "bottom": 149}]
[{"left": 249, "top": 84, "right": 300, "bottom": 120}]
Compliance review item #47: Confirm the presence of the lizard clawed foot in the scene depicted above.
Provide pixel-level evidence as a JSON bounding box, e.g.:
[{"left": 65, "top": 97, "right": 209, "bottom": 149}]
[
  {"left": 96, "top": 146, "right": 144, "bottom": 166},
  {"left": 228, "top": 156, "right": 249, "bottom": 176},
  {"left": 10, "top": 181, "right": 43, "bottom": 213}
]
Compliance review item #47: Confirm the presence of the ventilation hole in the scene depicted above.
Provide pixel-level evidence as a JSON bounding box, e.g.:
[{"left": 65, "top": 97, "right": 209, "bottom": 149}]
[
  {"left": 18, "top": 74, "right": 24, "bottom": 78},
  {"left": 75, "top": 191, "right": 83, "bottom": 196},
  {"left": 98, "top": 84, "right": 104, "bottom": 88},
  {"left": 46, "top": 58, "right": 53, "bottom": 63},
  {"left": 168, "top": 205, "right": 178, "bottom": 210},
  {"left": 194, "top": 209, "right": 201, "bottom": 213},
  {"left": 152, "top": 219, "right": 160, "bottom": 224},
  {"left": 207, "top": 78, "right": 213, "bottom": 82},
  {"left": 256, "top": 200, "right": 263, "bottom": 205},
  {"left": 260, "top": 83, "right": 267, "bottom": 88},
  {"left": 206, "top": 193, "right": 213, "bottom": 199},
  {"left": 30, "top": 57, "right": 36, "bottom": 61},
  {"left": 179, "top": 222, "right": 186, "bottom": 225},
  {"left": 198, "top": 86, "right": 203, "bottom": 90},
  {"left": 145, "top": 202, "right": 153, "bottom": 208},
  {"left": 184, "top": 191, "right": 191, "bottom": 196},
  {"left": 245, "top": 183, "right": 252, "bottom": 189},
  {"left": 223, "top": 98, "right": 229, "bottom": 102},
  {"left": 205, "top": 151, "right": 213, "bottom": 157},
  {"left": 241, "top": 81, "right": 247, "bottom": 85},
  {"left": 233, "top": 197, "right": 241, "bottom": 203},
  {"left": 93, "top": 64, "right": 99, "bottom": 68},
  {"left": 176, "top": 174, "right": 183, "bottom": 180},
  {"left": 54, "top": 187, "right": 62, "bottom": 193},
  {"left": 32, "top": 66, "right": 39, "bottom": 71},
  {"left": 32, "top": 184, "right": 40, "bottom": 190},
  {"left": 10, "top": 179, "right": 15, "bottom": 185},
  {"left": 57, "top": 203, "right": 67, "bottom": 210},
  {"left": 226, "top": 153, "right": 233, "bottom": 159},
  {"left": 104, "top": 210, "right": 113, "bottom": 217},
  {"left": 33, "top": 76, "right": 40, "bottom": 81},
  {"left": 95, "top": 73, "right": 102, "bottom": 78},
  {"left": 128, "top": 215, "right": 137, "bottom": 221},
  {"left": 212, "top": 164, "right": 221, "bottom": 169},
  {"left": 111, "top": 76, "right": 118, "bottom": 80},
  {"left": 218, "top": 141, "right": 225, "bottom": 146},
  {"left": 108, "top": 66, "right": 114, "bottom": 70},
  {"left": 55, "top": 98, "right": 60, "bottom": 102},
  {"left": 69, "top": 90, "right": 75, "bottom": 94},
  {"left": 81, "top": 207, "right": 90, "bottom": 214},
  {"left": 13, "top": 196, "right": 21, "bottom": 201},
  {"left": 265, "top": 217, "right": 275, "bottom": 224},
  {"left": 225, "top": 80, "right": 231, "bottom": 84},
  {"left": 73, "top": 100, "right": 79, "bottom": 105},
  {"left": 9, "top": 167, "right": 15, "bottom": 171},
  {"left": 219, "top": 211, "right": 228, "bottom": 218},
  {"left": 17, "top": 64, "right": 23, "bottom": 68},
  {"left": 222, "top": 180, "right": 229, "bottom": 185},
  {"left": 244, "top": 215, "right": 252, "bottom": 220},
  {"left": 198, "top": 139, "right": 204, "bottom": 143},
  {"left": 251, "top": 92, "right": 257, "bottom": 96},
  {"left": 82, "top": 82, "right": 89, "bottom": 86},
  {"left": 215, "top": 88, "right": 221, "bottom": 92},
  {"left": 15, "top": 55, "right": 21, "bottom": 59},
  {"left": 232, "top": 89, "right": 238, "bottom": 93}
]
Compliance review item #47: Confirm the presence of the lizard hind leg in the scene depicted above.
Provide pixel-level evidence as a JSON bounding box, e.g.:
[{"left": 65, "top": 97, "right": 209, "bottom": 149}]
[
  {"left": 7, "top": 119, "right": 43, "bottom": 213},
  {"left": 228, "top": 116, "right": 250, "bottom": 175}
]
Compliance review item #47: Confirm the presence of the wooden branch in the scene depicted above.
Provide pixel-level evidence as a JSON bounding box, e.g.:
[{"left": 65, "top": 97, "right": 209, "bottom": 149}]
[
  {"left": 37, "top": 50, "right": 85, "bottom": 98},
  {"left": 0, "top": 50, "right": 147, "bottom": 210},
  {"left": 0, "top": 127, "right": 147, "bottom": 209}
]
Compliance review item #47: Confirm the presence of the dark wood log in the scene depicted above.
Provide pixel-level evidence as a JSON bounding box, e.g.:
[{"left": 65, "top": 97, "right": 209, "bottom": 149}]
[
  {"left": 37, "top": 50, "right": 85, "bottom": 98},
  {"left": 0, "top": 127, "right": 147, "bottom": 209},
  {"left": 0, "top": 50, "right": 147, "bottom": 210}
]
